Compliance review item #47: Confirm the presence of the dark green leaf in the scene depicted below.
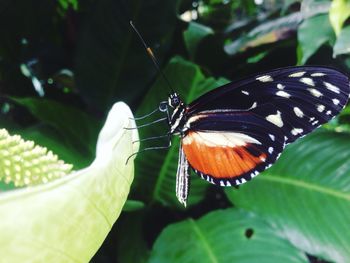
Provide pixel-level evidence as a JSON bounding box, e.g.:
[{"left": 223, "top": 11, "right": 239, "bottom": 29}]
[
  {"left": 297, "top": 14, "right": 335, "bottom": 64},
  {"left": 11, "top": 97, "right": 100, "bottom": 158},
  {"left": 226, "top": 131, "right": 350, "bottom": 262},
  {"left": 123, "top": 200, "right": 145, "bottom": 212},
  {"left": 149, "top": 209, "right": 308, "bottom": 263},
  {"left": 116, "top": 211, "right": 150, "bottom": 263},
  {"left": 75, "top": 0, "right": 177, "bottom": 111},
  {"left": 183, "top": 22, "right": 214, "bottom": 59},
  {"left": 134, "top": 56, "right": 228, "bottom": 207}
]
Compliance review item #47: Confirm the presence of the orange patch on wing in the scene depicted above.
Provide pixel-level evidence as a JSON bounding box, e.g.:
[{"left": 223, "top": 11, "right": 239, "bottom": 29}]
[{"left": 182, "top": 131, "right": 267, "bottom": 179}]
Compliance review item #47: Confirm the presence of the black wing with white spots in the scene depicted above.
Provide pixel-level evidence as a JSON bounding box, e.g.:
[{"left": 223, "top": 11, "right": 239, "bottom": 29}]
[
  {"left": 187, "top": 66, "right": 349, "bottom": 144},
  {"left": 182, "top": 66, "right": 349, "bottom": 187}
]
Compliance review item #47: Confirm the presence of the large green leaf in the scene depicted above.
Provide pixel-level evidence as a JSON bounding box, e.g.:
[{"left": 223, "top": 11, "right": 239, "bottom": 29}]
[
  {"left": 226, "top": 131, "right": 350, "bottom": 262},
  {"left": 149, "top": 209, "right": 308, "bottom": 263},
  {"left": 297, "top": 14, "right": 335, "bottom": 64},
  {"left": 74, "top": 0, "right": 177, "bottom": 111},
  {"left": 134, "top": 56, "right": 228, "bottom": 207}
]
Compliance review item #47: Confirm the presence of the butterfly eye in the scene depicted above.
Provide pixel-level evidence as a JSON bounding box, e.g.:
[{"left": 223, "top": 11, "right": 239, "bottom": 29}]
[
  {"left": 171, "top": 97, "right": 180, "bottom": 107},
  {"left": 159, "top": 101, "right": 168, "bottom": 112}
]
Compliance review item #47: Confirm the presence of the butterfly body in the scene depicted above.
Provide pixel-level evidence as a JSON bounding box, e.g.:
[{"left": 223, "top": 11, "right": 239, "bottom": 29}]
[{"left": 164, "top": 66, "right": 350, "bottom": 206}]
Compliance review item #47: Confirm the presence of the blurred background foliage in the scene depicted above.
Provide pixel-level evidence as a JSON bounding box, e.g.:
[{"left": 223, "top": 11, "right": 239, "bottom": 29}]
[{"left": 0, "top": 0, "right": 350, "bottom": 262}]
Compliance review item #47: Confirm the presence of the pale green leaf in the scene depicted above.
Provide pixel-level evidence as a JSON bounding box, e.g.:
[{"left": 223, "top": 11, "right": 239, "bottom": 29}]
[
  {"left": 329, "top": 0, "right": 350, "bottom": 35},
  {"left": 0, "top": 102, "right": 138, "bottom": 262}
]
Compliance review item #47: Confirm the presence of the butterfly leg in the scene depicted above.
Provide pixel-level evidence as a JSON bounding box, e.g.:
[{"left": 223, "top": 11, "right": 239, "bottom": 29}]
[
  {"left": 176, "top": 144, "right": 190, "bottom": 207},
  {"left": 125, "top": 135, "right": 172, "bottom": 164}
]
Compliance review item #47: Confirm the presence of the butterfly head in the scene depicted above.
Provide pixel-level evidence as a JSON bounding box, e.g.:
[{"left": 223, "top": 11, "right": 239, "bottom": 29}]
[{"left": 168, "top": 93, "right": 181, "bottom": 108}]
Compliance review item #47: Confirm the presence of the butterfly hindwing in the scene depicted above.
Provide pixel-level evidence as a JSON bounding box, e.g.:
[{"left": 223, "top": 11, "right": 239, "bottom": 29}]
[
  {"left": 181, "top": 113, "right": 285, "bottom": 186},
  {"left": 182, "top": 66, "right": 349, "bottom": 186}
]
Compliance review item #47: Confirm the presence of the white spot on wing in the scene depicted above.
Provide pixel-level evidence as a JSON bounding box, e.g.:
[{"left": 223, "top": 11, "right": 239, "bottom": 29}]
[
  {"left": 293, "top": 107, "right": 304, "bottom": 118},
  {"left": 311, "top": 72, "right": 326, "bottom": 77},
  {"left": 251, "top": 171, "right": 259, "bottom": 178},
  {"left": 324, "top": 82, "right": 340, "bottom": 93},
  {"left": 256, "top": 75, "right": 273, "bottom": 82},
  {"left": 242, "top": 90, "right": 249, "bottom": 95},
  {"left": 291, "top": 128, "right": 303, "bottom": 136},
  {"left": 332, "top": 98, "right": 340, "bottom": 105},
  {"left": 276, "top": 91, "right": 291, "bottom": 98},
  {"left": 269, "top": 134, "right": 275, "bottom": 141},
  {"left": 317, "top": 104, "right": 325, "bottom": 112},
  {"left": 326, "top": 110, "right": 332, "bottom": 115},
  {"left": 277, "top": 83, "right": 285, "bottom": 89},
  {"left": 226, "top": 181, "right": 231, "bottom": 186},
  {"left": 268, "top": 147, "right": 274, "bottom": 154},
  {"left": 266, "top": 110, "right": 283, "bottom": 127},
  {"left": 308, "top": 88, "right": 323, "bottom": 97},
  {"left": 312, "top": 120, "right": 319, "bottom": 126},
  {"left": 289, "top": 71, "right": 306, "bottom": 77},
  {"left": 249, "top": 102, "right": 258, "bottom": 109},
  {"left": 300, "top": 77, "right": 315, "bottom": 86}
]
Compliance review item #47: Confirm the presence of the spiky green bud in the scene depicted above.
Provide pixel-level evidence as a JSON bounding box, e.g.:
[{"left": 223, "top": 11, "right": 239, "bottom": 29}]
[{"left": 0, "top": 129, "right": 72, "bottom": 187}]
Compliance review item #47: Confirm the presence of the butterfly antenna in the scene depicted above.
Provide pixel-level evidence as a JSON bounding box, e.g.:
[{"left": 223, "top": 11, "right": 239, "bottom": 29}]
[{"left": 130, "top": 20, "right": 175, "bottom": 94}]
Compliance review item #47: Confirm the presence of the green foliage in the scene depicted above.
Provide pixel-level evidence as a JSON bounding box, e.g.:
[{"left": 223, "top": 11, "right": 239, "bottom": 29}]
[
  {"left": 297, "top": 14, "right": 335, "bottom": 65},
  {"left": 329, "top": 0, "right": 350, "bottom": 35},
  {"left": 75, "top": 0, "right": 177, "bottom": 110},
  {"left": 1, "top": 0, "right": 350, "bottom": 262},
  {"left": 334, "top": 25, "right": 350, "bottom": 56},
  {"left": 226, "top": 131, "right": 350, "bottom": 262},
  {"left": 150, "top": 209, "right": 308, "bottom": 263}
]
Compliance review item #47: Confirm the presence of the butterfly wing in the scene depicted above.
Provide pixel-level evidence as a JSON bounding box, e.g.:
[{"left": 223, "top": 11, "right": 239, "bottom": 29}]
[{"left": 182, "top": 66, "right": 350, "bottom": 186}]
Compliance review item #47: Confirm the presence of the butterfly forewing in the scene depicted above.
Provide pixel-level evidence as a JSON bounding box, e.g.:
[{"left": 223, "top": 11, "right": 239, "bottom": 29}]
[{"left": 182, "top": 66, "right": 350, "bottom": 186}]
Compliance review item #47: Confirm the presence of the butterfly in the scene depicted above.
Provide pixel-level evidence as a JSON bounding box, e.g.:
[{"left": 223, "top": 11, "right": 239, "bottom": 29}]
[
  {"left": 129, "top": 21, "right": 350, "bottom": 207},
  {"left": 158, "top": 66, "right": 349, "bottom": 206}
]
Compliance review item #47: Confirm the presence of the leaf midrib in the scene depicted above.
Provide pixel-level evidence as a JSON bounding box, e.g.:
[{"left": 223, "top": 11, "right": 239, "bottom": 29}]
[
  {"left": 260, "top": 174, "right": 350, "bottom": 201},
  {"left": 188, "top": 219, "right": 219, "bottom": 263}
]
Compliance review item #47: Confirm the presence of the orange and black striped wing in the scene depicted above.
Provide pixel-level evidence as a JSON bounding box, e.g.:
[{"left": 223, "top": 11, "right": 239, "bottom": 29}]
[{"left": 181, "top": 113, "right": 285, "bottom": 186}]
